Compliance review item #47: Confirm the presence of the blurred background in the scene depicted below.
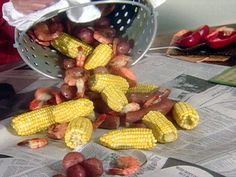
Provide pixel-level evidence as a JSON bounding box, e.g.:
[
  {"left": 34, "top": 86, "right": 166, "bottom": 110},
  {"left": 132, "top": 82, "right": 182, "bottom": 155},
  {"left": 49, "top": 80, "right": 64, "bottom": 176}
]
[{"left": 157, "top": 0, "right": 236, "bottom": 34}]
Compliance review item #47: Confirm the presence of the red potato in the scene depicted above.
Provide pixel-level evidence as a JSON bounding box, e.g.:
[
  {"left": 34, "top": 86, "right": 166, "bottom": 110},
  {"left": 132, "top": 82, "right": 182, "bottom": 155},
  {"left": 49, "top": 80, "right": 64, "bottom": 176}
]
[
  {"left": 125, "top": 98, "right": 174, "bottom": 123},
  {"left": 76, "top": 27, "right": 95, "bottom": 44},
  {"left": 62, "top": 152, "right": 85, "bottom": 170},
  {"left": 81, "top": 158, "right": 104, "bottom": 177},
  {"left": 60, "top": 84, "right": 77, "bottom": 100},
  {"left": 63, "top": 59, "right": 76, "bottom": 70},
  {"left": 67, "top": 164, "right": 86, "bottom": 177},
  {"left": 99, "top": 115, "right": 120, "bottom": 129}
]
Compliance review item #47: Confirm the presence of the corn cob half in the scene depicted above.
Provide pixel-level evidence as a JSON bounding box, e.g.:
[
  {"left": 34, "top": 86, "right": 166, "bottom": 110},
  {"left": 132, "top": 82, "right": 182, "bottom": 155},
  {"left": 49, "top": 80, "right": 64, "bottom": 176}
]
[
  {"left": 99, "top": 128, "right": 157, "bottom": 150},
  {"left": 142, "top": 111, "right": 177, "bottom": 143},
  {"left": 84, "top": 44, "right": 113, "bottom": 70},
  {"left": 11, "top": 106, "right": 56, "bottom": 136},
  {"left": 65, "top": 117, "right": 93, "bottom": 149},
  {"left": 51, "top": 32, "right": 93, "bottom": 58},
  {"left": 172, "top": 102, "right": 199, "bottom": 130},
  {"left": 89, "top": 73, "right": 129, "bottom": 93},
  {"left": 101, "top": 85, "right": 128, "bottom": 112},
  {"left": 53, "top": 98, "right": 94, "bottom": 123},
  {"left": 127, "top": 84, "right": 158, "bottom": 94}
]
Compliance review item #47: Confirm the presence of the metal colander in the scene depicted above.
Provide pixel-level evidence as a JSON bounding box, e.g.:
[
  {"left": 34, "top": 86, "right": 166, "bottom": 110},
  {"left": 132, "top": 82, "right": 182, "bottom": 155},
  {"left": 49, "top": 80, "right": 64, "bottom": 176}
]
[{"left": 15, "top": 0, "right": 158, "bottom": 79}]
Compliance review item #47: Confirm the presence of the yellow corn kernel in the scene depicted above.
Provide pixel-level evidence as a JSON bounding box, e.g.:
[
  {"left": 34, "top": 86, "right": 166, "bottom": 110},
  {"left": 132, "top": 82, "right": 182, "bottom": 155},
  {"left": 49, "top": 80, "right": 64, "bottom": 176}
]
[
  {"left": 99, "top": 128, "right": 157, "bottom": 150},
  {"left": 127, "top": 84, "right": 158, "bottom": 94},
  {"left": 84, "top": 44, "right": 113, "bottom": 70},
  {"left": 51, "top": 32, "right": 93, "bottom": 58},
  {"left": 101, "top": 85, "right": 128, "bottom": 112},
  {"left": 142, "top": 111, "right": 177, "bottom": 143},
  {"left": 11, "top": 106, "right": 56, "bottom": 136},
  {"left": 53, "top": 98, "right": 94, "bottom": 123},
  {"left": 65, "top": 117, "right": 93, "bottom": 149},
  {"left": 172, "top": 102, "right": 199, "bottom": 130},
  {"left": 89, "top": 73, "right": 129, "bottom": 93}
]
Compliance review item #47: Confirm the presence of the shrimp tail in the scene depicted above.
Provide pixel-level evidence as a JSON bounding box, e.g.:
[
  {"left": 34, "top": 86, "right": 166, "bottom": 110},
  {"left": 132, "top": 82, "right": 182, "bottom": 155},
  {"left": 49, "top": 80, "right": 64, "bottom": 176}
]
[{"left": 108, "top": 168, "right": 126, "bottom": 176}]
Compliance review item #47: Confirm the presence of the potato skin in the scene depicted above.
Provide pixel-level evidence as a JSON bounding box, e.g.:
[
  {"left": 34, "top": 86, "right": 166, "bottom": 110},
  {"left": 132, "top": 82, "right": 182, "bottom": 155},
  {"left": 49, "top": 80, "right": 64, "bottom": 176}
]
[
  {"left": 81, "top": 158, "right": 103, "bottom": 177},
  {"left": 67, "top": 164, "right": 86, "bottom": 177},
  {"left": 62, "top": 152, "right": 85, "bottom": 170}
]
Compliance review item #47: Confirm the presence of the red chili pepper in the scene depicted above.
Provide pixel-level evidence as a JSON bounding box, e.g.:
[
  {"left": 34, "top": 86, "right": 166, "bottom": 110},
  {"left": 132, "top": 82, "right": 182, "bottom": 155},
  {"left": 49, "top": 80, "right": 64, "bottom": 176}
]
[{"left": 206, "top": 27, "right": 236, "bottom": 49}]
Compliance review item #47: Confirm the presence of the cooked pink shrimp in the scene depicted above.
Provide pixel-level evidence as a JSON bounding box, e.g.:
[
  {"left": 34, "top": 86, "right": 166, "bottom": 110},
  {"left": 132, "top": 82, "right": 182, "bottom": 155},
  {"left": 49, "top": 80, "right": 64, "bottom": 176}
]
[
  {"left": 34, "top": 88, "right": 53, "bottom": 101},
  {"left": 76, "top": 77, "right": 86, "bottom": 98},
  {"left": 110, "top": 67, "right": 137, "bottom": 87},
  {"left": 121, "top": 102, "right": 140, "bottom": 113},
  {"left": 64, "top": 67, "right": 89, "bottom": 86},
  {"left": 33, "top": 22, "right": 60, "bottom": 42},
  {"left": 109, "top": 55, "right": 130, "bottom": 68},
  {"left": 17, "top": 138, "right": 48, "bottom": 149},
  {"left": 108, "top": 156, "right": 141, "bottom": 176},
  {"left": 93, "top": 31, "right": 113, "bottom": 44},
  {"left": 27, "top": 30, "right": 51, "bottom": 46},
  {"left": 75, "top": 47, "right": 87, "bottom": 67},
  {"left": 112, "top": 38, "right": 119, "bottom": 56}
]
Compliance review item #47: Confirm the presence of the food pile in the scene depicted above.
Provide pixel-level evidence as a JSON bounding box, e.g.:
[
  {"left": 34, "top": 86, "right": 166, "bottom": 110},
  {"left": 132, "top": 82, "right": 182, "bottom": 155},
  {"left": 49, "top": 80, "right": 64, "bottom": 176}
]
[
  {"left": 12, "top": 12, "right": 200, "bottom": 176},
  {"left": 53, "top": 151, "right": 142, "bottom": 177}
]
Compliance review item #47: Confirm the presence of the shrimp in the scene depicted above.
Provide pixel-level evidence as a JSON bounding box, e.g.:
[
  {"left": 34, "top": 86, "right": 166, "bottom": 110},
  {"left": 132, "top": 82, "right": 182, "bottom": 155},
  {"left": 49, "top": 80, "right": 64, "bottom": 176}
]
[
  {"left": 75, "top": 77, "right": 86, "bottom": 98},
  {"left": 29, "top": 99, "right": 45, "bottom": 111},
  {"left": 34, "top": 88, "right": 53, "bottom": 101},
  {"left": 17, "top": 138, "right": 48, "bottom": 149},
  {"left": 30, "top": 88, "right": 63, "bottom": 110},
  {"left": 34, "top": 88, "right": 63, "bottom": 104},
  {"left": 143, "top": 88, "right": 171, "bottom": 108},
  {"left": 47, "top": 123, "right": 68, "bottom": 140},
  {"left": 33, "top": 22, "right": 60, "bottom": 42},
  {"left": 75, "top": 47, "right": 87, "bottom": 68},
  {"left": 121, "top": 102, "right": 140, "bottom": 114},
  {"left": 93, "top": 30, "right": 113, "bottom": 44},
  {"left": 108, "top": 156, "right": 141, "bottom": 176},
  {"left": 92, "top": 114, "right": 108, "bottom": 129},
  {"left": 27, "top": 30, "right": 51, "bottom": 46},
  {"left": 109, "top": 55, "right": 130, "bottom": 68},
  {"left": 64, "top": 67, "right": 89, "bottom": 86},
  {"left": 112, "top": 38, "right": 119, "bottom": 56},
  {"left": 110, "top": 67, "right": 137, "bottom": 87}
]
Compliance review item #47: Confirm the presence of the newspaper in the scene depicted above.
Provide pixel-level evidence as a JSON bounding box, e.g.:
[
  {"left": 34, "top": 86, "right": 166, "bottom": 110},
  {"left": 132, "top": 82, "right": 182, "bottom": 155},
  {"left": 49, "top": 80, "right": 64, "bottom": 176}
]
[{"left": 0, "top": 53, "right": 235, "bottom": 176}]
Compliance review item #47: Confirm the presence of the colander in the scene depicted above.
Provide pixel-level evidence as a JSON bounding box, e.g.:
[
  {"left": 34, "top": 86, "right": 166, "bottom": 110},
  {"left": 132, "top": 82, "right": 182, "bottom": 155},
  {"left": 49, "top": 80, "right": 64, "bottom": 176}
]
[{"left": 14, "top": 0, "right": 159, "bottom": 79}]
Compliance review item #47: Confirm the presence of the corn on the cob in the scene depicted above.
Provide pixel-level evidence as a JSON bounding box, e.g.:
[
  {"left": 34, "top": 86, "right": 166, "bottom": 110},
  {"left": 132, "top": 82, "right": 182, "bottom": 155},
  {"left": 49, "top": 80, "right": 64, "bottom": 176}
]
[
  {"left": 64, "top": 117, "right": 93, "bottom": 149},
  {"left": 172, "top": 102, "right": 199, "bottom": 130},
  {"left": 142, "top": 111, "right": 177, "bottom": 143},
  {"left": 89, "top": 73, "right": 129, "bottom": 93},
  {"left": 84, "top": 44, "right": 113, "bottom": 70},
  {"left": 101, "top": 85, "right": 128, "bottom": 112},
  {"left": 99, "top": 128, "right": 157, "bottom": 150},
  {"left": 53, "top": 98, "right": 94, "bottom": 123},
  {"left": 127, "top": 84, "right": 158, "bottom": 94},
  {"left": 51, "top": 32, "right": 93, "bottom": 58},
  {"left": 11, "top": 106, "right": 56, "bottom": 136}
]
